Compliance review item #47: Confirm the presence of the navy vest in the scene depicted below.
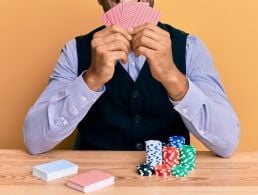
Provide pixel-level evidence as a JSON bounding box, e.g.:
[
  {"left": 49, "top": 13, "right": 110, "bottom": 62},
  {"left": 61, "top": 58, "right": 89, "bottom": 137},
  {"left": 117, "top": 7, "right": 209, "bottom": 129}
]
[{"left": 75, "top": 22, "right": 190, "bottom": 150}]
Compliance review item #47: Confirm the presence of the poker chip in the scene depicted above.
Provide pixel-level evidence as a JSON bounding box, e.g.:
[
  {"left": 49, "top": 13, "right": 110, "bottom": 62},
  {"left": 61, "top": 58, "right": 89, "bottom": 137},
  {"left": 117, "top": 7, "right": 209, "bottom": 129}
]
[
  {"left": 154, "top": 164, "right": 171, "bottom": 177},
  {"left": 162, "top": 146, "right": 180, "bottom": 168},
  {"left": 171, "top": 165, "right": 189, "bottom": 177},
  {"left": 136, "top": 138, "right": 197, "bottom": 178},
  {"left": 179, "top": 145, "right": 196, "bottom": 172},
  {"left": 168, "top": 136, "right": 185, "bottom": 148},
  {"left": 137, "top": 163, "right": 155, "bottom": 176},
  {"left": 145, "top": 140, "right": 162, "bottom": 167},
  {"left": 180, "top": 162, "right": 196, "bottom": 172}
]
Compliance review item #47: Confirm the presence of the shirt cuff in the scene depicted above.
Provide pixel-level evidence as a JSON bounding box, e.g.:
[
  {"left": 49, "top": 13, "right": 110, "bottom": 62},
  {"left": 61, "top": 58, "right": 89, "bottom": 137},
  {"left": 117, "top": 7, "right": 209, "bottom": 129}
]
[
  {"left": 170, "top": 78, "right": 205, "bottom": 121},
  {"left": 66, "top": 73, "right": 105, "bottom": 111}
]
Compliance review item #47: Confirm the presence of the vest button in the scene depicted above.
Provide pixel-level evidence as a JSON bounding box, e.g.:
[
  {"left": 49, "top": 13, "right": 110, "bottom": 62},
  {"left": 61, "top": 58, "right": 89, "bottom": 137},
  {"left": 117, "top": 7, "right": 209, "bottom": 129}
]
[
  {"left": 136, "top": 143, "right": 144, "bottom": 150},
  {"left": 134, "top": 114, "right": 142, "bottom": 123},
  {"left": 132, "top": 90, "right": 139, "bottom": 98}
]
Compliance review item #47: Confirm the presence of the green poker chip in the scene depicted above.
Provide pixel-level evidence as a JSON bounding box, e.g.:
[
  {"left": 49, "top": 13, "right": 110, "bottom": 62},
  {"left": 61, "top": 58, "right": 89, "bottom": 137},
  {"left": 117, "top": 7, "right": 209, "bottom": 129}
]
[
  {"left": 178, "top": 145, "right": 196, "bottom": 173},
  {"left": 171, "top": 165, "right": 189, "bottom": 177},
  {"left": 181, "top": 162, "right": 196, "bottom": 171}
]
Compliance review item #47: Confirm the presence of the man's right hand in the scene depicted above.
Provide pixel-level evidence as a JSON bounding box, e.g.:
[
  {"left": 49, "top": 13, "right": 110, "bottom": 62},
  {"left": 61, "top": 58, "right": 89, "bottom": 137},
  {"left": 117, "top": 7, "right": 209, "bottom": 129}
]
[{"left": 83, "top": 25, "right": 132, "bottom": 91}]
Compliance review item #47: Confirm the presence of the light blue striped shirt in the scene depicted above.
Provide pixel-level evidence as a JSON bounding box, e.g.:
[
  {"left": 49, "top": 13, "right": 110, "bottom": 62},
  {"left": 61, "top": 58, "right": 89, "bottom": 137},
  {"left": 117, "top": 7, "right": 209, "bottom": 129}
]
[{"left": 23, "top": 35, "right": 240, "bottom": 157}]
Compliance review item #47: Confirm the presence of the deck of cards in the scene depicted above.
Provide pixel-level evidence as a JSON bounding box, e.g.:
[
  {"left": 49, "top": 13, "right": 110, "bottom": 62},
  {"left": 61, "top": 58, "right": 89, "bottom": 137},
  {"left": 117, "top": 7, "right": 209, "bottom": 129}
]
[
  {"left": 66, "top": 170, "right": 115, "bottom": 193},
  {"left": 32, "top": 160, "right": 115, "bottom": 193},
  {"left": 102, "top": 0, "right": 161, "bottom": 29},
  {"left": 32, "top": 159, "right": 78, "bottom": 181}
]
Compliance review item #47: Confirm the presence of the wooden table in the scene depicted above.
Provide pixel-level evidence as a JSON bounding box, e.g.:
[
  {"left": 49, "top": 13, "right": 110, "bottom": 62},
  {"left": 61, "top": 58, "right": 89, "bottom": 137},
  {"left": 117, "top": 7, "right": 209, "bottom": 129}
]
[{"left": 0, "top": 150, "right": 258, "bottom": 194}]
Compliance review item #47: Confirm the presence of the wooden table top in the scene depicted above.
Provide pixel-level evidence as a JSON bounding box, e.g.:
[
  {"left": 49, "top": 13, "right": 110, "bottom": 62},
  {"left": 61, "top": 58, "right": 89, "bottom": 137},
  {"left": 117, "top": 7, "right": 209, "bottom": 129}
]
[{"left": 0, "top": 149, "right": 258, "bottom": 194}]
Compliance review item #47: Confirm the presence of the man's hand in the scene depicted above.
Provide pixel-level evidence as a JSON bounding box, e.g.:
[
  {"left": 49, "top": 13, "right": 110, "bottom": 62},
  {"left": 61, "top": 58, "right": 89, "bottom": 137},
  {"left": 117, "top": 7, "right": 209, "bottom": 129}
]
[
  {"left": 84, "top": 25, "right": 132, "bottom": 91},
  {"left": 130, "top": 23, "right": 188, "bottom": 101}
]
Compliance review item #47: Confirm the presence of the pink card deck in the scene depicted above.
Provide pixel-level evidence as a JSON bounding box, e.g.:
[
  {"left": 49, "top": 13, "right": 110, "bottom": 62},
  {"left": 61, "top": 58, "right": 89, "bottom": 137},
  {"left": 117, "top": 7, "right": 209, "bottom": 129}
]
[
  {"left": 102, "top": 1, "right": 161, "bottom": 29},
  {"left": 66, "top": 170, "right": 115, "bottom": 193}
]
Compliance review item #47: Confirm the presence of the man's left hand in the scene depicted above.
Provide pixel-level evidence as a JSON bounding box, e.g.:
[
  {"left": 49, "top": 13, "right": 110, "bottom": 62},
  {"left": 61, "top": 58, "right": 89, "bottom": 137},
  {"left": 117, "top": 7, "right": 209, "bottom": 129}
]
[{"left": 130, "top": 23, "right": 189, "bottom": 101}]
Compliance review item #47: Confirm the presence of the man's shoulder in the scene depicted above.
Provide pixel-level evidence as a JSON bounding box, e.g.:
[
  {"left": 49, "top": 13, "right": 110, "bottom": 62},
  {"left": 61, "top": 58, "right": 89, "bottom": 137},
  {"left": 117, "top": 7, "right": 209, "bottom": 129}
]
[
  {"left": 75, "top": 25, "right": 105, "bottom": 41},
  {"left": 158, "top": 22, "right": 189, "bottom": 37}
]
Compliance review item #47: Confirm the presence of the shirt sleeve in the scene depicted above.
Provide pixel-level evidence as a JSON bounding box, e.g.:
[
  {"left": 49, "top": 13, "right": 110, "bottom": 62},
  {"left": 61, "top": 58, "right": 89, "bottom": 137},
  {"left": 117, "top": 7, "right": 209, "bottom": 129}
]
[
  {"left": 170, "top": 35, "right": 240, "bottom": 158},
  {"left": 23, "top": 39, "right": 105, "bottom": 154}
]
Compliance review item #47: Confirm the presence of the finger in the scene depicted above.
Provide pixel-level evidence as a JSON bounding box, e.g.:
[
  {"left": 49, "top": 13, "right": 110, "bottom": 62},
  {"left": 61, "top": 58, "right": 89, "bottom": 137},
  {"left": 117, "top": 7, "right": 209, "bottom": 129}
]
[
  {"left": 105, "top": 40, "right": 130, "bottom": 53},
  {"left": 132, "top": 36, "right": 159, "bottom": 51},
  {"left": 95, "top": 41, "right": 129, "bottom": 56},
  {"left": 134, "top": 46, "right": 154, "bottom": 58},
  {"left": 132, "top": 28, "right": 160, "bottom": 43},
  {"left": 93, "top": 33, "right": 131, "bottom": 51},
  {"left": 110, "top": 51, "right": 128, "bottom": 64},
  {"left": 130, "top": 22, "right": 169, "bottom": 38},
  {"left": 94, "top": 25, "right": 132, "bottom": 41},
  {"left": 95, "top": 41, "right": 129, "bottom": 61}
]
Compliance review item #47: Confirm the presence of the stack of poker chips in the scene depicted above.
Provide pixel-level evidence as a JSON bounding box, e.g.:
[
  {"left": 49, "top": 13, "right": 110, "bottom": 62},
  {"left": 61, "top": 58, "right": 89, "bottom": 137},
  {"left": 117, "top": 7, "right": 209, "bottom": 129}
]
[
  {"left": 171, "top": 165, "right": 189, "bottom": 177},
  {"left": 136, "top": 140, "right": 162, "bottom": 176},
  {"left": 136, "top": 136, "right": 197, "bottom": 178},
  {"left": 136, "top": 163, "right": 155, "bottom": 176},
  {"left": 180, "top": 145, "right": 196, "bottom": 170},
  {"left": 154, "top": 164, "right": 171, "bottom": 177},
  {"left": 162, "top": 146, "right": 180, "bottom": 168},
  {"left": 171, "top": 145, "right": 196, "bottom": 177},
  {"left": 145, "top": 140, "right": 163, "bottom": 167},
  {"left": 168, "top": 136, "right": 185, "bottom": 148}
]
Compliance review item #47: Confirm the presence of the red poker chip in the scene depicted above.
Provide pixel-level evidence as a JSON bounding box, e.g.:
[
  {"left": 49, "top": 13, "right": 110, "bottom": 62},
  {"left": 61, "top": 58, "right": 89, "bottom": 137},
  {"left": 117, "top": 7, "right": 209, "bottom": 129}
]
[
  {"left": 156, "top": 171, "right": 170, "bottom": 177},
  {"left": 162, "top": 146, "right": 180, "bottom": 168},
  {"left": 154, "top": 164, "right": 171, "bottom": 176}
]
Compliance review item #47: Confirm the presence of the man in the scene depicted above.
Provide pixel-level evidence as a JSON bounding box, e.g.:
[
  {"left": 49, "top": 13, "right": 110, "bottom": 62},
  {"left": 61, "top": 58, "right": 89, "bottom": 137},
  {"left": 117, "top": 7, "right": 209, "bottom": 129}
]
[{"left": 23, "top": 0, "right": 240, "bottom": 157}]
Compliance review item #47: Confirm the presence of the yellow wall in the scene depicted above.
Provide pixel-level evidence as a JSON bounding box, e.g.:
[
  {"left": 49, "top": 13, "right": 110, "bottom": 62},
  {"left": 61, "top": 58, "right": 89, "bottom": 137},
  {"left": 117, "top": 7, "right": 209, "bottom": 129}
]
[{"left": 0, "top": 0, "right": 257, "bottom": 151}]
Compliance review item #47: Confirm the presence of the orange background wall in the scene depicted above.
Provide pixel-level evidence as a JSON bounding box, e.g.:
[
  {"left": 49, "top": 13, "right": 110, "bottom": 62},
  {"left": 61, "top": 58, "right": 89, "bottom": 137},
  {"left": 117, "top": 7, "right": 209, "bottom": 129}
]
[{"left": 0, "top": 0, "right": 258, "bottom": 151}]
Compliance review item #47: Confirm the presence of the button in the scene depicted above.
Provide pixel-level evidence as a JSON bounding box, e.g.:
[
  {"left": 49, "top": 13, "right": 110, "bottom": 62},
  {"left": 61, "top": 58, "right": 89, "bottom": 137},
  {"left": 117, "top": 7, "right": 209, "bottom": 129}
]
[
  {"left": 82, "top": 96, "right": 88, "bottom": 102},
  {"left": 136, "top": 143, "right": 143, "bottom": 150},
  {"left": 182, "top": 108, "right": 188, "bottom": 114},
  {"left": 132, "top": 90, "right": 139, "bottom": 98},
  {"left": 63, "top": 120, "right": 68, "bottom": 125},
  {"left": 134, "top": 114, "right": 142, "bottom": 123},
  {"left": 130, "top": 62, "right": 135, "bottom": 66}
]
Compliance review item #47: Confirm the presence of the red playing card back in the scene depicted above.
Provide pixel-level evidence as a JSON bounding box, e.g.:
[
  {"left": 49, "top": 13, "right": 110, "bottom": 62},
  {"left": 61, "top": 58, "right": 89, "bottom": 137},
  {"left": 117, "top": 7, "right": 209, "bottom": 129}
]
[{"left": 67, "top": 170, "right": 115, "bottom": 193}]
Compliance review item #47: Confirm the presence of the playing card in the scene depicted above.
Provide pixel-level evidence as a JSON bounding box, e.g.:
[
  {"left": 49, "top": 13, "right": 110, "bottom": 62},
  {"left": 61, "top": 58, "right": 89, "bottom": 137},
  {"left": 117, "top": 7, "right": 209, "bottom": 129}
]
[
  {"left": 102, "top": 1, "right": 161, "bottom": 30},
  {"left": 102, "top": 13, "right": 112, "bottom": 26},
  {"left": 131, "top": 3, "right": 152, "bottom": 27},
  {"left": 142, "top": 6, "right": 161, "bottom": 26},
  {"left": 105, "top": 3, "right": 123, "bottom": 27},
  {"left": 122, "top": 2, "right": 150, "bottom": 29}
]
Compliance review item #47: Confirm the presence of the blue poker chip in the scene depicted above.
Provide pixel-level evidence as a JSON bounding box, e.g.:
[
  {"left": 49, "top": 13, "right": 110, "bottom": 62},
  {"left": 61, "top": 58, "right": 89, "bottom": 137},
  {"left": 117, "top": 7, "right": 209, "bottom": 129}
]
[{"left": 168, "top": 136, "right": 185, "bottom": 148}]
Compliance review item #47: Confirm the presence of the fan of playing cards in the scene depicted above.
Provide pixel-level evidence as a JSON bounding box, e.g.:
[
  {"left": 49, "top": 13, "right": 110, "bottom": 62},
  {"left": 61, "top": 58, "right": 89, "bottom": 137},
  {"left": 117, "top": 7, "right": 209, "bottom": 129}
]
[{"left": 102, "top": 0, "right": 161, "bottom": 30}]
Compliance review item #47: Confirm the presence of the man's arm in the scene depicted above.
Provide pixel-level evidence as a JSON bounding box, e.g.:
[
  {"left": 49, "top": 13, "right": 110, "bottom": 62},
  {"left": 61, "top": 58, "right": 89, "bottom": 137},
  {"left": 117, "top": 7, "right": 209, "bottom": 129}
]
[
  {"left": 23, "top": 40, "right": 105, "bottom": 155},
  {"left": 171, "top": 35, "right": 240, "bottom": 158},
  {"left": 24, "top": 25, "right": 132, "bottom": 155},
  {"left": 131, "top": 23, "right": 240, "bottom": 158}
]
